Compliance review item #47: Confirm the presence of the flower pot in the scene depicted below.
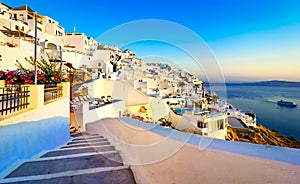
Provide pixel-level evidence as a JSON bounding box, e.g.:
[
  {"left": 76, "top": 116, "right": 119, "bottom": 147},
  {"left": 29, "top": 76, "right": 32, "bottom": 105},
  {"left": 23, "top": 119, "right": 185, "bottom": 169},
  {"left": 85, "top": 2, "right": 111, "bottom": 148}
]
[{"left": 0, "top": 80, "right": 5, "bottom": 88}]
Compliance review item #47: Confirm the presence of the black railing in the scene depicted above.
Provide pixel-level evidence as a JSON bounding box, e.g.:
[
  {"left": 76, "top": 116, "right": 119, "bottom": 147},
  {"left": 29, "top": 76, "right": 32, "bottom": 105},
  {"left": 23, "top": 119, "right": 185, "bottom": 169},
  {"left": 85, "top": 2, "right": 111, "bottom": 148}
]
[
  {"left": 0, "top": 85, "right": 30, "bottom": 116},
  {"left": 44, "top": 83, "right": 63, "bottom": 103}
]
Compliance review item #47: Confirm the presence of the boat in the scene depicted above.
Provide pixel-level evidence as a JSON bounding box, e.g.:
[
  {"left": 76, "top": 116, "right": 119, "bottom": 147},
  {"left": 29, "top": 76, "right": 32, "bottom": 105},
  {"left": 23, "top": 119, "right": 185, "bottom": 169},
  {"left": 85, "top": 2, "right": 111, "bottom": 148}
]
[{"left": 277, "top": 100, "right": 297, "bottom": 107}]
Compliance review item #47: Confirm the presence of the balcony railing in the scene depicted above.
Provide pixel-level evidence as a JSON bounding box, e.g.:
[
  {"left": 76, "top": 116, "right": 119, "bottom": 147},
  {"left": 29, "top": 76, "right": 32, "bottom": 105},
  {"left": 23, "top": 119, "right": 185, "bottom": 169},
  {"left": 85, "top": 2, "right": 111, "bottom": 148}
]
[
  {"left": 0, "top": 85, "right": 30, "bottom": 116},
  {"left": 44, "top": 83, "right": 63, "bottom": 104}
]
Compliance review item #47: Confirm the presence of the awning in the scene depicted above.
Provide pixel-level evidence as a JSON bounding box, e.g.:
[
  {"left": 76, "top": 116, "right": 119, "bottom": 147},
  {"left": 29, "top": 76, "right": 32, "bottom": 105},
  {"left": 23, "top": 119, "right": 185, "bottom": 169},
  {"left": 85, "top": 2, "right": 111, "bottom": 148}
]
[{"left": 0, "top": 28, "right": 34, "bottom": 38}]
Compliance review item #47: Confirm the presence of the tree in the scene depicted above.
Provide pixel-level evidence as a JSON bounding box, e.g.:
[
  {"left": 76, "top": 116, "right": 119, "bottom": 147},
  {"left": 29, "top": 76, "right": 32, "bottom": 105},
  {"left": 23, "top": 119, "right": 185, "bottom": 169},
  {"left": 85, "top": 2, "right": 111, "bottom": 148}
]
[{"left": 178, "top": 81, "right": 186, "bottom": 94}]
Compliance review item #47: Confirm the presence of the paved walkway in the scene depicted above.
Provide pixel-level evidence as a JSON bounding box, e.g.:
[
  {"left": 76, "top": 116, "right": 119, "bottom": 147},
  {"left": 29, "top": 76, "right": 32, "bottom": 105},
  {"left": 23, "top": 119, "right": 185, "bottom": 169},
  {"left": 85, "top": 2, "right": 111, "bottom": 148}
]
[{"left": 1, "top": 132, "right": 136, "bottom": 184}]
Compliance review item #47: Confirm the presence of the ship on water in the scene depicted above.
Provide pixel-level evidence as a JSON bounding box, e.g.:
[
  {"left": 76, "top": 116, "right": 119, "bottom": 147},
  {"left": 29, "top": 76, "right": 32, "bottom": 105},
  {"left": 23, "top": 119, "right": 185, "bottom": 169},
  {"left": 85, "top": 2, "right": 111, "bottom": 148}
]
[{"left": 277, "top": 100, "right": 297, "bottom": 107}]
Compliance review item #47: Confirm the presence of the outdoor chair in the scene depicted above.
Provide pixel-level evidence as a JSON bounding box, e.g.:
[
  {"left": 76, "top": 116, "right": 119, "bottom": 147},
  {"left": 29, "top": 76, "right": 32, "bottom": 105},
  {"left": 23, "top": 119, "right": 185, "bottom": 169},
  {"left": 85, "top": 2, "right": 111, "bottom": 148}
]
[
  {"left": 74, "top": 97, "right": 81, "bottom": 103},
  {"left": 106, "top": 95, "right": 112, "bottom": 103},
  {"left": 82, "top": 95, "right": 92, "bottom": 102}
]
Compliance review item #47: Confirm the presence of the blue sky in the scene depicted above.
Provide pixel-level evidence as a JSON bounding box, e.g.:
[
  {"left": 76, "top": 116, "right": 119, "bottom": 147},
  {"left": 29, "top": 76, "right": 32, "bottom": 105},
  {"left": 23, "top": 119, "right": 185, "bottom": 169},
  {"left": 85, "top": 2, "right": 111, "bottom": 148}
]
[{"left": 3, "top": 0, "right": 300, "bottom": 82}]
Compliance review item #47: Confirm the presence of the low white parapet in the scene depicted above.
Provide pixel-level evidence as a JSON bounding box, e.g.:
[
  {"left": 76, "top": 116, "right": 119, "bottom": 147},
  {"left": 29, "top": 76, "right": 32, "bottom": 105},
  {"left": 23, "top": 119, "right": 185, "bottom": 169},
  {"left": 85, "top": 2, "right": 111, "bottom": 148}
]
[
  {"left": 86, "top": 118, "right": 300, "bottom": 184},
  {"left": 75, "top": 100, "right": 126, "bottom": 131}
]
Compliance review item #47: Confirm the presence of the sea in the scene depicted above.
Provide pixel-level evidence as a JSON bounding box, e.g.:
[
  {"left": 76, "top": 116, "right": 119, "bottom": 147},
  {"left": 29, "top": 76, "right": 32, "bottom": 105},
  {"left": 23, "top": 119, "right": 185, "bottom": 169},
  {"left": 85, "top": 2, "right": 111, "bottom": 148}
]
[{"left": 223, "top": 85, "right": 300, "bottom": 141}]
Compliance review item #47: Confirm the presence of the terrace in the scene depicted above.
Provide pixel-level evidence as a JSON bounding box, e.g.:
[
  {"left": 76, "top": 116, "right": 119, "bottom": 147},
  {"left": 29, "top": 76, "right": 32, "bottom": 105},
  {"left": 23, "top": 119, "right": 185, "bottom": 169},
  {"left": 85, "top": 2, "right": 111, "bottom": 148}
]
[
  {"left": 0, "top": 83, "right": 66, "bottom": 121},
  {"left": 71, "top": 94, "right": 125, "bottom": 131}
]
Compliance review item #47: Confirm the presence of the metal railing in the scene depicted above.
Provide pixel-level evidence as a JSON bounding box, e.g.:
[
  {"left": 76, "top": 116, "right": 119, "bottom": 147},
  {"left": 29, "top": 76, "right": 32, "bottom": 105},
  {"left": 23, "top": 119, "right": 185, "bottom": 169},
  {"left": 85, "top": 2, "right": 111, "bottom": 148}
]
[
  {"left": 0, "top": 85, "right": 30, "bottom": 116},
  {"left": 44, "top": 83, "right": 63, "bottom": 104}
]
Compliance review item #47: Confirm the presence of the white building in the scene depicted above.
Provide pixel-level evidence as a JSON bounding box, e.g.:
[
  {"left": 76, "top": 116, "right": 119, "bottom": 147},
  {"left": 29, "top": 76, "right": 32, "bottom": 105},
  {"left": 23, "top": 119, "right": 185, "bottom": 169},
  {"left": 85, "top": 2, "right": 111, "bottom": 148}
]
[
  {"left": 123, "top": 49, "right": 136, "bottom": 58},
  {"left": 0, "top": 3, "right": 103, "bottom": 71},
  {"left": 63, "top": 33, "right": 92, "bottom": 53},
  {"left": 0, "top": 4, "right": 66, "bottom": 70},
  {"left": 171, "top": 110, "right": 228, "bottom": 140}
]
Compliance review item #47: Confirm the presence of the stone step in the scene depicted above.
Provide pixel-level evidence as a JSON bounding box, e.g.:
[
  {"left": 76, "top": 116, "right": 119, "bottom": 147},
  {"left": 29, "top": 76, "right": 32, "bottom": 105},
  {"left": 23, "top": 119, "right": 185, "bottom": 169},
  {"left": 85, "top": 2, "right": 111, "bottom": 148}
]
[
  {"left": 67, "top": 138, "right": 108, "bottom": 145},
  {"left": 60, "top": 141, "right": 110, "bottom": 149},
  {"left": 72, "top": 136, "right": 105, "bottom": 141},
  {"left": 5, "top": 153, "right": 123, "bottom": 178},
  {"left": 70, "top": 132, "right": 102, "bottom": 138},
  {"left": 2, "top": 132, "right": 136, "bottom": 183},
  {"left": 41, "top": 146, "right": 116, "bottom": 158},
  {"left": 1, "top": 166, "right": 136, "bottom": 184},
  {"left": 58, "top": 145, "right": 113, "bottom": 151}
]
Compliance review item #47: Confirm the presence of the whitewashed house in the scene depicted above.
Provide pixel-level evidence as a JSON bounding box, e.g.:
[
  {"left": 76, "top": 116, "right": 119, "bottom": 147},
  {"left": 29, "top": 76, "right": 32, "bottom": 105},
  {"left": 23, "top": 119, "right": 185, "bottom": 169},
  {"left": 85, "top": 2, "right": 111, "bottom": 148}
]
[{"left": 171, "top": 110, "right": 228, "bottom": 140}]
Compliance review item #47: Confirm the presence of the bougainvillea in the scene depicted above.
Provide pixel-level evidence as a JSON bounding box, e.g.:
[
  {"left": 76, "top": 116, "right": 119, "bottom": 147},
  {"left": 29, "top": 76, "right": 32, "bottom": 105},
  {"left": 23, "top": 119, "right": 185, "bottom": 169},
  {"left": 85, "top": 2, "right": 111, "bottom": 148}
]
[
  {"left": 11, "top": 57, "right": 74, "bottom": 84},
  {"left": 4, "top": 70, "right": 33, "bottom": 85},
  {"left": 0, "top": 70, "right": 6, "bottom": 80}
]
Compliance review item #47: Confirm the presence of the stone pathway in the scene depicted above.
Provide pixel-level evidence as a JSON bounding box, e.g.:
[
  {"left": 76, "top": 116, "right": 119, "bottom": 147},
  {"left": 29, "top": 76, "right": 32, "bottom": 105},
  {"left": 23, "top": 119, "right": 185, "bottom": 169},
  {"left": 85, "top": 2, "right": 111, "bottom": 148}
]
[{"left": 1, "top": 132, "right": 136, "bottom": 184}]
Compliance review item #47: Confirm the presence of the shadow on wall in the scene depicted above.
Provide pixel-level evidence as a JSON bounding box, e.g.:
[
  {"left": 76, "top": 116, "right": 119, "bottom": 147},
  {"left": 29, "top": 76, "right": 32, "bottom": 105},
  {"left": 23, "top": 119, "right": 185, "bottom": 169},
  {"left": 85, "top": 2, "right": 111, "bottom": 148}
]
[{"left": 0, "top": 117, "right": 70, "bottom": 173}]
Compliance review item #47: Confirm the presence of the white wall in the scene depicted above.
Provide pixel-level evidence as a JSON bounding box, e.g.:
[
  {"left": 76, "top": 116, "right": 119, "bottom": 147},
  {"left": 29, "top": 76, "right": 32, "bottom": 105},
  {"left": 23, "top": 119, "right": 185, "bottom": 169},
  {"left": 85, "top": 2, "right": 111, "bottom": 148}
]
[
  {"left": 88, "top": 79, "right": 150, "bottom": 106},
  {"left": 77, "top": 100, "right": 125, "bottom": 131},
  {"left": 61, "top": 51, "right": 85, "bottom": 69},
  {"left": 0, "top": 46, "right": 37, "bottom": 70},
  {"left": 86, "top": 118, "right": 300, "bottom": 184},
  {"left": 171, "top": 113, "right": 197, "bottom": 130},
  {"left": 149, "top": 97, "right": 170, "bottom": 121}
]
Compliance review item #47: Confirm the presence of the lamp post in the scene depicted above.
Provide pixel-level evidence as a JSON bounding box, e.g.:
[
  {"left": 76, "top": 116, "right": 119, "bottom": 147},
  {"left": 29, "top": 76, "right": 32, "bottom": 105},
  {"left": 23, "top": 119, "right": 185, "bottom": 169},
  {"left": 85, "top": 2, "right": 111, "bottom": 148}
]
[{"left": 34, "top": 12, "right": 38, "bottom": 84}]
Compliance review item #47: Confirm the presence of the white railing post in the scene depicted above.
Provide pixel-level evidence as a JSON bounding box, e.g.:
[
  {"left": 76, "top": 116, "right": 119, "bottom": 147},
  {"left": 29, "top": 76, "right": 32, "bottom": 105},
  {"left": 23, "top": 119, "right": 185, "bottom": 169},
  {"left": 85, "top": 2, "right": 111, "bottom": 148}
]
[
  {"left": 61, "top": 82, "right": 70, "bottom": 99},
  {"left": 81, "top": 102, "right": 90, "bottom": 131},
  {"left": 28, "top": 84, "right": 44, "bottom": 109}
]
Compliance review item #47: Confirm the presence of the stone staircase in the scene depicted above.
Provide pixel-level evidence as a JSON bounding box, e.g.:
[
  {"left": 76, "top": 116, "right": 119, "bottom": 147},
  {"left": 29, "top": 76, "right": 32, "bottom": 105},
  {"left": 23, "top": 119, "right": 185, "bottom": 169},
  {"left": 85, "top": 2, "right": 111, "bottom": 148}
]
[{"left": 1, "top": 132, "right": 136, "bottom": 184}]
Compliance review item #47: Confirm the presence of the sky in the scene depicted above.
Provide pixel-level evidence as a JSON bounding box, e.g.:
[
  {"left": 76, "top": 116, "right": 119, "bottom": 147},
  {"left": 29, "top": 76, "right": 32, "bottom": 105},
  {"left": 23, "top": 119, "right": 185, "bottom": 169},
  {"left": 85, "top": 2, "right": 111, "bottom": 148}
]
[{"left": 3, "top": 0, "right": 300, "bottom": 82}]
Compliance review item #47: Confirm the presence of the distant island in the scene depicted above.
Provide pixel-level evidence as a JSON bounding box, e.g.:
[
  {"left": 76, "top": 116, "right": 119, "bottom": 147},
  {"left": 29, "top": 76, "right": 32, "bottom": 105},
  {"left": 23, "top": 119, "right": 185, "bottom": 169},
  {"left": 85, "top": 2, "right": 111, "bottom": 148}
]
[{"left": 226, "top": 80, "right": 300, "bottom": 87}]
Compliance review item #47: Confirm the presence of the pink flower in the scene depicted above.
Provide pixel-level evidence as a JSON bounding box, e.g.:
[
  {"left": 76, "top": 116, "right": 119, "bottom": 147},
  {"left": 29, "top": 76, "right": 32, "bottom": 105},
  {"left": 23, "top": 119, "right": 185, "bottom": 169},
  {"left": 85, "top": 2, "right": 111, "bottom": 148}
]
[
  {"left": 20, "top": 74, "right": 27, "bottom": 80},
  {"left": 0, "top": 70, "right": 5, "bottom": 80},
  {"left": 6, "top": 71, "right": 15, "bottom": 79},
  {"left": 54, "top": 75, "right": 60, "bottom": 81},
  {"left": 24, "top": 78, "right": 32, "bottom": 84},
  {"left": 7, "top": 79, "right": 13, "bottom": 84}
]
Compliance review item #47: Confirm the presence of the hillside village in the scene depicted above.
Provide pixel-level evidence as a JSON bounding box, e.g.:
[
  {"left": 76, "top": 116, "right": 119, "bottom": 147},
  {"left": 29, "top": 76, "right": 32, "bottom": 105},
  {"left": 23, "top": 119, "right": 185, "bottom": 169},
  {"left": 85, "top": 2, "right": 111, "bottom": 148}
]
[
  {"left": 1, "top": 3, "right": 299, "bottom": 147},
  {"left": 1, "top": 2, "right": 300, "bottom": 183}
]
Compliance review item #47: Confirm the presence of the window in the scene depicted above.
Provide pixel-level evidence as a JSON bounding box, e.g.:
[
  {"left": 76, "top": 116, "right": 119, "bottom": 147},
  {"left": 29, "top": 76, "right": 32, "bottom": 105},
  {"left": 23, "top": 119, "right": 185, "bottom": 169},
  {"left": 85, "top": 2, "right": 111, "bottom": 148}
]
[
  {"left": 197, "top": 121, "right": 207, "bottom": 128},
  {"left": 48, "top": 19, "right": 51, "bottom": 23},
  {"left": 217, "top": 119, "right": 224, "bottom": 130},
  {"left": 13, "top": 14, "right": 17, "bottom": 20},
  {"left": 15, "top": 25, "right": 19, "bottom": 30}
]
